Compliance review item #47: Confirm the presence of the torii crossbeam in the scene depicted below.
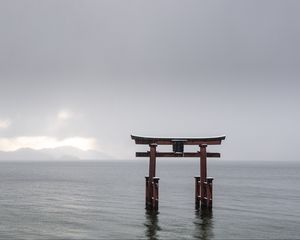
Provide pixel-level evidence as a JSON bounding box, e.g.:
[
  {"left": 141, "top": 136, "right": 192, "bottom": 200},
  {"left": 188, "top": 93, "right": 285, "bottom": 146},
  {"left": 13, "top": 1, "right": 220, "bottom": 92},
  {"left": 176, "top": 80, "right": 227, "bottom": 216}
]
[{"left": 131, "top": 135, "right": 226, "bottom": 211}]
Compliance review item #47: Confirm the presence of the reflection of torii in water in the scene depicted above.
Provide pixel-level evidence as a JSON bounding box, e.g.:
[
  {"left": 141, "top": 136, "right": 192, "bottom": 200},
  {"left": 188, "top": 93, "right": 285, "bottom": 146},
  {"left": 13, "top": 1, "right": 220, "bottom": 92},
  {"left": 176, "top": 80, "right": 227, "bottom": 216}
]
[
  {"left": 194, "top": 208, "right": 214, "bottom": 240},
  {"left": 131, "top": 135, "right": 226, "bottom": 211},
  {"left": 144, "top": 211, "right": 161, "bottom": 240}
]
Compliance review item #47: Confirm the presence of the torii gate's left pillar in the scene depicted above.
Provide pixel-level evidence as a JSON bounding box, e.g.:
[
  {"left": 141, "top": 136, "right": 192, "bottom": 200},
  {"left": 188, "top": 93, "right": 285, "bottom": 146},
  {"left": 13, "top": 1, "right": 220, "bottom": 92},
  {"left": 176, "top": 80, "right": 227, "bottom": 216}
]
[{"left": 145, "top": 143, "right": 159, "bottom": 211}]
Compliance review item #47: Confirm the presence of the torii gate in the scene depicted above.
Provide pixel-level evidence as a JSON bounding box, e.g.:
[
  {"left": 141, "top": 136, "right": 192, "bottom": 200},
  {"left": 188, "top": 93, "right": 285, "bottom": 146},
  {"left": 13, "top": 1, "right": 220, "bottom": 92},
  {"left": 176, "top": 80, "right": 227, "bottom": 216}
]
[{"left": 131, "top": 135, "right": 226, "bottom": 211}]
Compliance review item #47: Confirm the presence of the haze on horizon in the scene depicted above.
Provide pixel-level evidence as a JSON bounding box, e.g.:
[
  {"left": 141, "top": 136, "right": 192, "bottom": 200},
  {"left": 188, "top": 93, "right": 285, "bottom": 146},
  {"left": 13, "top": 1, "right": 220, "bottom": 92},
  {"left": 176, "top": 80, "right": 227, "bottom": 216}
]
[{"left": 0, "top": 0, "right": 299, "bottom": 161}]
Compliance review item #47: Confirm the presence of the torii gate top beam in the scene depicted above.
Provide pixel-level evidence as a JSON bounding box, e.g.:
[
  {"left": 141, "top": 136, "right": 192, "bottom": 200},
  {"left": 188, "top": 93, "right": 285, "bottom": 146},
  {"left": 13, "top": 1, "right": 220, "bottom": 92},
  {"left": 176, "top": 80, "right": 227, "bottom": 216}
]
[{"left": 131, "top": 135, "right": 226, "bottom": 145}]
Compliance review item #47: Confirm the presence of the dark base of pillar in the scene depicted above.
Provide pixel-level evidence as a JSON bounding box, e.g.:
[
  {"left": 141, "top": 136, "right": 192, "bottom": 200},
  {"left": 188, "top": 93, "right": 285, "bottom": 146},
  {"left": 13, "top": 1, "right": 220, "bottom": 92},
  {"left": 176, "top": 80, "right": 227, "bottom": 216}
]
[
  {"left": 200, "top": 199, "right": 213, "bottom": 209},
  {"left": 195, "top": 200, "right": 213, "bottom": 209},
  {"left": 145, "top": 176, "right": 160, "bottom": 211},
  {"left": 146, "top": 203, "right": 158, "bottom": 211},
  {"left": 194, "top": 176, "right": 214, "bottom": 209}
]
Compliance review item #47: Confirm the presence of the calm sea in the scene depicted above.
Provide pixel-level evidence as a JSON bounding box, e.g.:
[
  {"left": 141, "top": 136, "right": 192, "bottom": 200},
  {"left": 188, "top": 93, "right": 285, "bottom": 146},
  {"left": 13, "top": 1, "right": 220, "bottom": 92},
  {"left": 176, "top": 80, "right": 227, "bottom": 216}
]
[{"left": 0, "top": 160, "right": 299, "bottom": 240}]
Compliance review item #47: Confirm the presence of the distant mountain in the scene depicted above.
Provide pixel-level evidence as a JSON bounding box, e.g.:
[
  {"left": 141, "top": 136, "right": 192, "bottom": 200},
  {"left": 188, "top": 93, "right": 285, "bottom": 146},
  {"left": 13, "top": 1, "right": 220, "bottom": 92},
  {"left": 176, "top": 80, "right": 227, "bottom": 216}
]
[{"left": 0, "top": 147, "right": 112, "bottom": 161}]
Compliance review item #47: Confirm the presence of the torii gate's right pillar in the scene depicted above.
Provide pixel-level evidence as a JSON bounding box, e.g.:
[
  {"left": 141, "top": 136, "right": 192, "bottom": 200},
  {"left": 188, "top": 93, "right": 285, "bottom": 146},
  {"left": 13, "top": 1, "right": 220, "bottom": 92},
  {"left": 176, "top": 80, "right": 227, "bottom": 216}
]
[{"left": 195, "top": 144, "right": 213, "bottom": 209}]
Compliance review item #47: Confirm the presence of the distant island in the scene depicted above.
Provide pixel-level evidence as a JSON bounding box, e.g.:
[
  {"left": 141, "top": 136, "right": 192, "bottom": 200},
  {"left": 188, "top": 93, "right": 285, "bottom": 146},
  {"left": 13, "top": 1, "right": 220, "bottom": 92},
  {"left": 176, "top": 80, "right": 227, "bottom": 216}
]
[{"left": 0, "top": 146, "right": 111, "bottom": 161}]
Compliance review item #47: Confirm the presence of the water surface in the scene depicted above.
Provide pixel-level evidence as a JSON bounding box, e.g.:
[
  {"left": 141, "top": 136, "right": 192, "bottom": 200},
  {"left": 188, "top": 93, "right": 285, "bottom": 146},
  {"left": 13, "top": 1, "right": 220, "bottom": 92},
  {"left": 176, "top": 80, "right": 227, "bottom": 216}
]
[{"left": 0, "top": 160, "right": 299, "bottom": 239}]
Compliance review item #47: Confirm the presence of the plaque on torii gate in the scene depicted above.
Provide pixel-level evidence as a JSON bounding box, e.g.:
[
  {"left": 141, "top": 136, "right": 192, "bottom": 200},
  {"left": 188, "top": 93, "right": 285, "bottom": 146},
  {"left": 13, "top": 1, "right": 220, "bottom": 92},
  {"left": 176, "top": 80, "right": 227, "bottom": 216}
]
[{"left": 131, "top": 135, "right": 226, "bottom": 211}]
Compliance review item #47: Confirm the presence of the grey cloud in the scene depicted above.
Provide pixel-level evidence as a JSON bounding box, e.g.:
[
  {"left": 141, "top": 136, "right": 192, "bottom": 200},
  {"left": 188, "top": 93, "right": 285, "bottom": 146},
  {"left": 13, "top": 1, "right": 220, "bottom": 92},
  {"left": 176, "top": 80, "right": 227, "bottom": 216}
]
[{"left": 0, "top": 0, "right": 299, "bottom": 160}]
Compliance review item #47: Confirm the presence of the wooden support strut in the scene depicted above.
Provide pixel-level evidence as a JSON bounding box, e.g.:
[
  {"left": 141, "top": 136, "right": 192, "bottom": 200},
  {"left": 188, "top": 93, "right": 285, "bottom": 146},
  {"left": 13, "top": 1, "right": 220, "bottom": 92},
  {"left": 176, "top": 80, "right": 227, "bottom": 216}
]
[
  {"left": 205, "top": 178, "right": 213, "bottom": 208},
  {"left": 194, "top": 176, "right": 200, "bottom": 209},
  {"left": 200, "top": 144, "right": 207, "bottom": 207}
]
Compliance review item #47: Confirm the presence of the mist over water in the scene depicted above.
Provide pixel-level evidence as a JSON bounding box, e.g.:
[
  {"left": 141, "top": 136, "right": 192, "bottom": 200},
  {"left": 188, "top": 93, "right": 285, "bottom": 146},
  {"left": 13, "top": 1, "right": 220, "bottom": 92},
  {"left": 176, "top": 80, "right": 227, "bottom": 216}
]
[{"left": 0, "top": 160, "right": 299, "bottom": 239}]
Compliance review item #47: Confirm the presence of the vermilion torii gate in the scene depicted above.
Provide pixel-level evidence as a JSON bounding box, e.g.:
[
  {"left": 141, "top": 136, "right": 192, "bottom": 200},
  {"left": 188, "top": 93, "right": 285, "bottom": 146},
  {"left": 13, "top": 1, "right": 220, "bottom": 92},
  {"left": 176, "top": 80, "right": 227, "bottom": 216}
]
[{"left": 131, "top": 135, "right": 226, "bottom": 211}]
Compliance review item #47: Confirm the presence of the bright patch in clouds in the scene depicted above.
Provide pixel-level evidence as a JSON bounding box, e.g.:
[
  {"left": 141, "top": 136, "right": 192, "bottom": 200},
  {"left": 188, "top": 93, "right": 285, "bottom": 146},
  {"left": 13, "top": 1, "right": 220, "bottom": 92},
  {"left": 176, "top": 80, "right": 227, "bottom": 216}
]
[
  {"left": 0, "top": 119, "right": 11, "bottom": 129},
  {"left": 0, "top": 136, "right": 96, "bottom": 152},
  {"left": 57, "top": 110, "right": 72, "bottom": 120}
]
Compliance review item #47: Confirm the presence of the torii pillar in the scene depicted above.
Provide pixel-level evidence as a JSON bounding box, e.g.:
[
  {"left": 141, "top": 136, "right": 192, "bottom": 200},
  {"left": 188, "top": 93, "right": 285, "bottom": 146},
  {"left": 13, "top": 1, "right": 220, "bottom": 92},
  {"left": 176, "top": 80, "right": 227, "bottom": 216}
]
[
  {"left": 195, "top": 144, "right": 213, "bottom": 208},
  {"left": 145, "top": 143, "right": 159, "bottom": 210}
]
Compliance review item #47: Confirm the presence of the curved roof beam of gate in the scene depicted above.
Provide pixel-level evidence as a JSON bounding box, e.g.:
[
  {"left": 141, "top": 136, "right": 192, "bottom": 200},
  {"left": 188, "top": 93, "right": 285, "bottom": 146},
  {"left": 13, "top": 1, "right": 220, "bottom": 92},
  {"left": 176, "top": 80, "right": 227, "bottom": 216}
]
[{"left": 131, "top": 135, "right": 226, "bottom": 145}]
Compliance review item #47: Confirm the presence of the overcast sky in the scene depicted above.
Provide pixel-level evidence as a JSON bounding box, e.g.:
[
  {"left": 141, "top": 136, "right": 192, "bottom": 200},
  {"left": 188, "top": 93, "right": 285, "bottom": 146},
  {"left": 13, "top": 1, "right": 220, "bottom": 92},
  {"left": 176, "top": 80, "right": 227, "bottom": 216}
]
[{"left": 0, "top": 0, "right": 299, "bottom": 160}]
